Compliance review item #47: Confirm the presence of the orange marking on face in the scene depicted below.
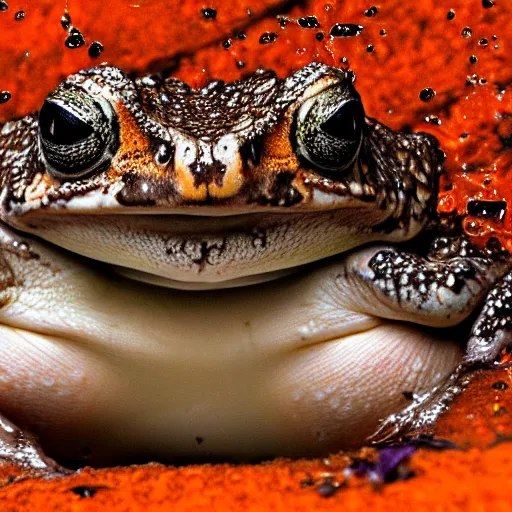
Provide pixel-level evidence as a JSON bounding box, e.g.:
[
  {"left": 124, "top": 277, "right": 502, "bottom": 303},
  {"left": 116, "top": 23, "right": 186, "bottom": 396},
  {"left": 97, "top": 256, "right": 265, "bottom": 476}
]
[
  {"left": 111, "top": 103, "right": 163, "bottom": 178},
  {"left": 208, "top": 150, "right": 244, "bottom": 199},
  {"left": 174, "top": 160, "right": 208, "bottom": 200},
  {"left": 259, "top": 119, "right": 301, "bottom": 174}
]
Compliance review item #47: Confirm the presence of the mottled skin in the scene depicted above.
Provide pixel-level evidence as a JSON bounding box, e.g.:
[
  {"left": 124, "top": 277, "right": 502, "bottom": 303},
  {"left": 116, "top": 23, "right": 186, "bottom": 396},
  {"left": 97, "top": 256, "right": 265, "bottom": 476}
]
[
  {"left": 0, "top": 64, "right": 439, "bottom": 289},
  {"left": 0, "top": 63, "right": 508, "bottom": 466}
]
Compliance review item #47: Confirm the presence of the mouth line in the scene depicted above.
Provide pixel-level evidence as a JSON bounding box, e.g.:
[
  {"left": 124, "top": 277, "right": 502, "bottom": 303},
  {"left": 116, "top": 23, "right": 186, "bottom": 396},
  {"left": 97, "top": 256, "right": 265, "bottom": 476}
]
[{"left": 15, "top": 197, "right": 378, "bottom": 219}]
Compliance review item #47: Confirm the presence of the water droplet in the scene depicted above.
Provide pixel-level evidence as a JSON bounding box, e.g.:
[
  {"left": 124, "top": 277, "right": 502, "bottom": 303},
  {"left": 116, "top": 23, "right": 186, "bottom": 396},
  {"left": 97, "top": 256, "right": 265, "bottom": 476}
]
[
  {"left": 259, "top": 32, "right": 278, "bottom": 44},
  {"left": 14, "top": 9, "right": 24, "bottom": 21},
  {"left": 419, "top": 87, "right": 436, "bottom": 101},
  {"left": 469, "top": 54, "right": 478, "bottom": 64},
  {"left": 482, "top": 0, "right": 495, "bottom": 7},
  {"left": 60, "top": 11, "right": 71, "bottom": 29},
  {"left": 329, "top": 23, "right": 364, "bottom": 37},
  {"left": 316, "top": 32, "right": 324, "bottom": 41},
  {"left": 222, "top": 39, "right": 232, "bottom": 49},
  {"left": 0, "top": 91, "right": 11, "bottom": 104},
  {"left": 461, "top": 26, "right": 472, "bottom": 38},
  {"left": 446, "top": 9, "right": 455, "bottom": 20},
  {"left": 479, "top": 37, "right": 489, "bottom": 46},
  {"left": 364, "top": 6, "right": 378, "bottom": 17},
  {"left": 201, "top": 7, "right": 216, "bottom": 20},
  {"left": 88, "top": 41, "right": 104, "bottom": 58},
  {"left": 0, "top": 1, "right": 8, "bottom": 12},
  {"left": 298, "top": 15, "right": 319, "bottom": 28},
  {"left": 65, "top": 27, "right": 85, "bottom": 49},
  {"left": 366, "top": 44, "right": 374, "bottom": 52},
  {"left": 379, "top": 28, "right": 387, "bottom": 36}
]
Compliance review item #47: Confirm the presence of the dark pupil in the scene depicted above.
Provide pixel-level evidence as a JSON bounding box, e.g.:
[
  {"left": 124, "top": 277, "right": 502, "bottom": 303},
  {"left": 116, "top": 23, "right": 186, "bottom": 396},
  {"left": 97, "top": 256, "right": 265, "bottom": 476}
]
[
  {"left": 39, "top": 101, "right": 94, "bottom": 145},
  {"left": 320, "top": 100, "right": 364, "bottom": 142}
]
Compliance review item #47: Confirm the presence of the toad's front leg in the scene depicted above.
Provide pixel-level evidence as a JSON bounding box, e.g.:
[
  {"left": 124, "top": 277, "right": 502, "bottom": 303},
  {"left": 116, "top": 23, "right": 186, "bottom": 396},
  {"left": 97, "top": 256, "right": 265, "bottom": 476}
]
[
  {"left": 345, "top": 237, "right": 511, "bottom": 443},
  {"left": 465, "top": 270, "right": 512, "bottom": 364},
  {"left": 342, "top": 235, "right": 509, "bottom": 329}
]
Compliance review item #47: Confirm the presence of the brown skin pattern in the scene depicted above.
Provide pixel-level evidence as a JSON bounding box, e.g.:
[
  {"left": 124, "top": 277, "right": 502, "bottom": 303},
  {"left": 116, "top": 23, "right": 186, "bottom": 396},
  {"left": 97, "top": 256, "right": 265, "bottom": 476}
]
[{"left": 0, "top": 0, "right": 511, "bottom": 509}]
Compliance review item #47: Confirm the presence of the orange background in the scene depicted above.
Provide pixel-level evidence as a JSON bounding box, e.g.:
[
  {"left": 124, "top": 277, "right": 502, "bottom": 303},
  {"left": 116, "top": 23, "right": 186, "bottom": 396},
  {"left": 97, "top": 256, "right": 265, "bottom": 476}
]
[{"left": 0, "top": 0, "right": 512, "bottom": 509}]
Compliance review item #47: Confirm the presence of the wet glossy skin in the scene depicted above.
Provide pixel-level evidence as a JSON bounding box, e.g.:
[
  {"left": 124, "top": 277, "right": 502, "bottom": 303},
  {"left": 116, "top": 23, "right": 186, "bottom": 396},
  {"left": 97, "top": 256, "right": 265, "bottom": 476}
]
[
  {"left": 0, "top": 63, "right": 439, "bottom": 288},
  {"left": 0, "top": 63, "right": 506, "bottom": 466}
]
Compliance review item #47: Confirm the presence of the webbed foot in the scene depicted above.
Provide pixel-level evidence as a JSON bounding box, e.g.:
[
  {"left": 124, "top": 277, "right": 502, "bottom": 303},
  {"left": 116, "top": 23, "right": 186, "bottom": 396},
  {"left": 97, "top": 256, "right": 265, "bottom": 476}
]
[{"left": 363, "top": 241, "right": 512, "bottom": 444}]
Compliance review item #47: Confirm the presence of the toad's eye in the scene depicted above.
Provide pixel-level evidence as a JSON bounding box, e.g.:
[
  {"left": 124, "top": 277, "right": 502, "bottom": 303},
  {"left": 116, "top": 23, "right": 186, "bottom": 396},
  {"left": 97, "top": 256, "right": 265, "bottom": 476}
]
[
  {"left": 294, "top": 86, "right": 365, "bottom": 172},
  {"left": 38, "top": 90, "right": 118, "bottom": 179}
]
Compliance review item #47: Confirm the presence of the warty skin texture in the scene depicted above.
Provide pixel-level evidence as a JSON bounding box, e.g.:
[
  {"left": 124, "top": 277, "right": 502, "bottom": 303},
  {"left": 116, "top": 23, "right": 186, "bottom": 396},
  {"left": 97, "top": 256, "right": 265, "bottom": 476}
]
[{"left": 0, "top": 63, "right": 507, "bottom": 466}]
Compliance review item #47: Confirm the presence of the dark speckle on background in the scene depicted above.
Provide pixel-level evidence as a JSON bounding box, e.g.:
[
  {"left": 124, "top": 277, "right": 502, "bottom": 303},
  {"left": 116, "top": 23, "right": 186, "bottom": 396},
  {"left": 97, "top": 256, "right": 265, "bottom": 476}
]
[
  {"left": 426, "top": 115, "right": 442, "bottom": 125},
  {"left": 330, "top": 23, "right": 364, "bottom": 37},
  {"left": 298, "top": 16, "right": 320, "bottom": 28},
  {"left": 420, "top": 87, "right": 436, "bottom": 101},
  {"left": 461, "top": 26, "right": 473, "bottom": 38},
  {"left": 0, "top": 91, "right": 11, "bottom": 104},
  {"left": 317, "top": 481, "right": 338, "bottom": 498},
  {"left": 259, "top": 32, "right": 278, "bottom": 44},
  {"left": 69, "top": 486, "right": 107, "bottom": 498},
  {"left": 88, "top": 41, "right": 104, "bottom": 58},
  {"left": 201, "top": 7, "right": 217, "bottom": 20},
  {"left": 364, "top": 6, "right": 378, "bottom": 17},
  {"left": 65, "top": 27, "right": 85, "bottom": 49},
  {"left": 60, "top": 12, "right": 71, "bottom": 29}
]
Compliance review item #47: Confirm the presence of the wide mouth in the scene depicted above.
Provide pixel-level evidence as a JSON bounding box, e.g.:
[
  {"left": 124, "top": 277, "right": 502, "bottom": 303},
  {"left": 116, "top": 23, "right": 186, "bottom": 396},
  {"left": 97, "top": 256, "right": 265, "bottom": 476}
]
[{"left": 7, "top": 207, "right": 391, "bottom": 289}]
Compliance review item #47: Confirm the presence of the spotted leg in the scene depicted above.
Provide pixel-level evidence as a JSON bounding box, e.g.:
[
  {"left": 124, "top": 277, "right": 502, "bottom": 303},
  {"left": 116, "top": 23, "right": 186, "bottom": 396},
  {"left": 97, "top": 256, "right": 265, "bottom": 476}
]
[
  {"left": 465, "top": 269, "right": 512, "bottom": 363},
  {"left": 343, "top": 235, "right": 509, "bottom": 329},
  {"left": 340, "top": 235, "right": 511, "bottom": 444},
  {"left": 373, "top": 268, "right": 512, "bottom": 443}
]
